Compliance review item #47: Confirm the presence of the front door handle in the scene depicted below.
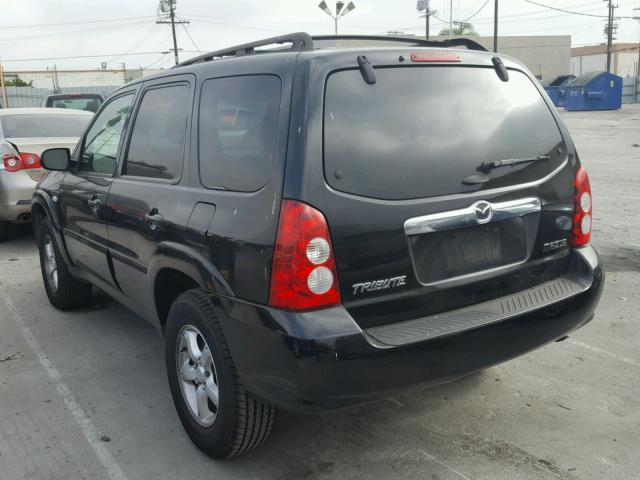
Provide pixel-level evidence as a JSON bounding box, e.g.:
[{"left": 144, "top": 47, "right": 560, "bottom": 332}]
[
  {"left": 144, "top": 209, "right": 164, "bottom": 229},
  {"left": 87, "top": 195, "right": 101, "bottom": 212}
]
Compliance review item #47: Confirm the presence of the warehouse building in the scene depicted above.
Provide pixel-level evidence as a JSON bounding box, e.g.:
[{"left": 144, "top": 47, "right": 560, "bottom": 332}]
[
  {"left": 2, "top": 68, "right": 162, "bottom": 89},
  {"left": 571, "top": 43, "right": 640, "bottom": 78},
  {"left": 325, "top": 35, "right": 572, "bottom": 79}
]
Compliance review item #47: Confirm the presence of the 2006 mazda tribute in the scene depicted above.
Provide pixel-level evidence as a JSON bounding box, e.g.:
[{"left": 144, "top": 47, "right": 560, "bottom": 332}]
[{"left": 32, "top": 33, "right": 604, "bottom": 458}]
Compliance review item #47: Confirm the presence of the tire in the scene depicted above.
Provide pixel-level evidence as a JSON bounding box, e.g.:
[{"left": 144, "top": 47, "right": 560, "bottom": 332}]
[
  {"left": 37, "top": 219, "right": 92, "bottom": 310},
  {"left": 0, "top": 221, "right": 8, "bottom": 242},
  {"left": 165, "top": 289, "right": 277, "bottom": 459}
]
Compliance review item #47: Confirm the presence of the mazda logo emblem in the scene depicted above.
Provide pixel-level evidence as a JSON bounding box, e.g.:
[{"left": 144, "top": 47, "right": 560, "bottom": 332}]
[{"left": 472, "top": 201, "right": 493, "bottom": 224}]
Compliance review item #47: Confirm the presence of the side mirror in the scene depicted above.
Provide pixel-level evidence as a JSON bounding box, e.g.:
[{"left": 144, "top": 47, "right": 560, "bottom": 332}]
[{"left": 41, "top": 148, "right": 71, "bottom": 171}]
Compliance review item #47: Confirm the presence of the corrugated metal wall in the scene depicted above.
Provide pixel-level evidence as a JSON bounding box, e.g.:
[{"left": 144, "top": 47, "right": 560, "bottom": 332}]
[{"left": 1, "top": 85, "right": 117, "bottom": 108}]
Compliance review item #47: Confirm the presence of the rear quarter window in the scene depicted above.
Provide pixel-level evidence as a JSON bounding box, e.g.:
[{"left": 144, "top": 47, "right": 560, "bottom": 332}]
[{"left": 198, "top": 75, "right": 281, "bottom": 192}]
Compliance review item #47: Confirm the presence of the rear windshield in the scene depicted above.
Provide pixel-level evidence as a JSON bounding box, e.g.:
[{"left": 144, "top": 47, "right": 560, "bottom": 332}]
[
  {"left": 49, "top": 95, "right": 102, "bottom": 112},
  {"left": 324, "top": 67, "right": 564, "bottom": 200},
  {"left": 1, "top": 114, "right": 90, "bottom": 138}
]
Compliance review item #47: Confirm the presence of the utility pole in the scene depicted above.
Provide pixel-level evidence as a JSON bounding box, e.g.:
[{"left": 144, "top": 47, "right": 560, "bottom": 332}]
[
  {"left": 156, "top": 0, "right": 189, "bottom": 66},
  {"left": 416, "top": 0, "right": 436, "bottom": 39},
  {"left": 604, "top": 0, "right": 618, "bottom": 73},
  {"left": 493, "top": 0, "right": 499, "bottom": 53},
  {"left": 634, "top": 6, "right": 639, "bottom": 102},
  {"left": 634, "top": 7, "right": 639, "bottom": 79},
  {"left": 449, "top": 0, "right": 453, "bottom": 39},
  {"left": 425, "top": 0, "right": 430, "bottom": 39}
]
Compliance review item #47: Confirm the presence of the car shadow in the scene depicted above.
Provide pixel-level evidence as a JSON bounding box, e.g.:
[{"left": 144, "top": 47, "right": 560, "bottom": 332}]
[
  {"left": 57, "top": 292, "right": 492, "bottom": 478},
  {"left": 3, "top": 223, "right": 35, "bottom": 243}
]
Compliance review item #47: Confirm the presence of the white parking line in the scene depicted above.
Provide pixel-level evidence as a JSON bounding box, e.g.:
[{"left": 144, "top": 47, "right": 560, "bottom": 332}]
[
  {"left": 417, "top": 449, "right": 474, "bottom": 480},
  {"left": 569, "top": 338, "right": 640, "bottom": 368},
  {"left": 4, "top": 298, "right": 129, "bottom": 480}
]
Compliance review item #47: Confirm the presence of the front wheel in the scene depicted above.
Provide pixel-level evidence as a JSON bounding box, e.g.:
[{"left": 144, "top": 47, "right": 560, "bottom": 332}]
[
  {"left": 37, "top": 220, "right": 92, "bottom": 310},
  {"left": 165, "top": 289, "right": 276, "bottom": 459}
]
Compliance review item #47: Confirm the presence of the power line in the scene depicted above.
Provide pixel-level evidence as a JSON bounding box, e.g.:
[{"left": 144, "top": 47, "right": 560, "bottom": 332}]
[
  {"left": 1, "top": 51, "right": 175, "bottom": 63},
  {"left": 0, "top": 16, "right": 156, "bottom": 30},
  {"left": 524, "top": 0, "right": 636, "bottom": 19},
  {"left": 181, "top": 23, "right": 202, "bottom": 53},
  {"left": 0, "top": 19, "right": 152, "bottom": 44},
  {"left": 144, "top": 53, "right": 170, "bottom": 69},
  {"left": 462, "top": 0, "right": 491, "bottom": 22}
]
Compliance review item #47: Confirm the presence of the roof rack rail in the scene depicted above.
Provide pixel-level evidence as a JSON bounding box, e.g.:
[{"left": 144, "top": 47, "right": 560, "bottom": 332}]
[
  {"left": 175, "top": 32, "right": 488, "bottom": 68},
  {"left": 176, "top": 32, "right": 314, "bottom": 67},
  {"left": 312, "top": 35, "right": 487, "bottom": 52}
]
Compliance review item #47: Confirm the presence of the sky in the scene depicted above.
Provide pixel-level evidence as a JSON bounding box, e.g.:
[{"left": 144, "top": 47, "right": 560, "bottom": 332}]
[{"left": 1, "top": 0, "right": 639, "bottom": 71}]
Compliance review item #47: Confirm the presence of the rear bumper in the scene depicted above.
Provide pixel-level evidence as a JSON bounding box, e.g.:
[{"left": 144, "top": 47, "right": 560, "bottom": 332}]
[
  {"left": 216, "top": 246, "right": 604, "bottom": 413},
  {"left": 0, "top": 171, "right": 36, "bottom": 222}
]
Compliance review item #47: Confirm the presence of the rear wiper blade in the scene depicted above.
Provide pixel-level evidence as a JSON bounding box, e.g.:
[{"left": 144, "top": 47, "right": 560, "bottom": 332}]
[{"left": 478, "top": 155, "right": 551, "bottom": 174}]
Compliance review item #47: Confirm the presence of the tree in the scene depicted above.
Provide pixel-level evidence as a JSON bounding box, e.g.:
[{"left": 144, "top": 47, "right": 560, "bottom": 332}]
[
  {"left": 439, "top": 22, "right": 477, "bottom": 36},
  {"left": 5, "top": 77, "right": 33, "bottom": 87}
]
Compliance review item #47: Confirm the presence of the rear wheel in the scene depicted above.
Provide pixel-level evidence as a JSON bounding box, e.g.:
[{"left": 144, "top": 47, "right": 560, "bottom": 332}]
[
  {"left": 165, "top": 289, "right": 276, "bottom": 459},
  {"left": 0, "top": 221, "right": 8, "bottom": 242},
  {"left": 37, "top": 220, "right": 92, "bottom": 310}
]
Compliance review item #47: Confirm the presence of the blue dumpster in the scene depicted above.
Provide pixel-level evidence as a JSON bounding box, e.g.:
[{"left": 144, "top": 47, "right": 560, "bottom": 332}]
[
  {"left": 542, "top": 74, "right": 576, "bottom": 107},
  {"left": 564, "top": 71, "right": 623, "bottom": 111}
]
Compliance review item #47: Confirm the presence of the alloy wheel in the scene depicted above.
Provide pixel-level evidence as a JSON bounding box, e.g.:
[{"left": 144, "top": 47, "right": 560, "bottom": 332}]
[
  {"left": 176, "top": 325, "right": 220, "bottom": 427},
  {"left": 43, "top": 235, "right": 59, "bottom": 292}
]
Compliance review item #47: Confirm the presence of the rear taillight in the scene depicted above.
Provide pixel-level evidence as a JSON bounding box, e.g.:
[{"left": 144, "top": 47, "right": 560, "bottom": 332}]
[
  {"left": 269, "top": 199, "right": 340, "bottom": 311},
  {"left": 2, "top": 153, "right": 41, "bottom": 172},
  {"left": 570, "top": 166, "right": 592, "bottom": 247}
]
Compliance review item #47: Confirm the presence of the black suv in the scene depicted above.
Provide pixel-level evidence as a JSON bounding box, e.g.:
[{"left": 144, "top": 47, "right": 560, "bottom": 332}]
[{"left": 32, "top": 33, "right": 604, "bottom": 458}]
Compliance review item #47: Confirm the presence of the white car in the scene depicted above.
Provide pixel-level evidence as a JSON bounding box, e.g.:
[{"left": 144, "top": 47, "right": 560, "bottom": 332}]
[{"left": 0, "top": 108, "right": 93, "bottom": 241}]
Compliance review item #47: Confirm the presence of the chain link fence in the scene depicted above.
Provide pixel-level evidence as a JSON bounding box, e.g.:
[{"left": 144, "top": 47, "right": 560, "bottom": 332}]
[{"left": 622, "top": 76, "right": 640, "bottom": 104}]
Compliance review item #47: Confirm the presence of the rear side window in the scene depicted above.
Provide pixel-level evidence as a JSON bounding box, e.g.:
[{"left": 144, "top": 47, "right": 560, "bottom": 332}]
[
  {"left": 50, "top": 96, "right": 102, "bottom": 113},
  {"left": 324, "top": 67, "right": 564, "bottom": 200},
  {"left": 124, "top": 84, "right": 190, "bottom": 180},
  {"left": 198, "top": 75, "right": 281, "bottom": 192}
]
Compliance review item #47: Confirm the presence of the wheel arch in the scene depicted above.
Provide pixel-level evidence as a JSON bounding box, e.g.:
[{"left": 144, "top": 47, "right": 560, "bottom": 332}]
[
  {"left": 31, "top": 190, "right": 72, "bottom": 266},
  {"left": 31, "top": 190, "right": 61, "bottom": 232},
  {"left": 148, "top": 242, "right": 234, "bottom": 330}
]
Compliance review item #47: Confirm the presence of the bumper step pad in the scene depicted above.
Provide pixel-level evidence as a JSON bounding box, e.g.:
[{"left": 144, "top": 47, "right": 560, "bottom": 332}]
[{"left": 366, "top": 276, "right": 587, "bottom": 347}]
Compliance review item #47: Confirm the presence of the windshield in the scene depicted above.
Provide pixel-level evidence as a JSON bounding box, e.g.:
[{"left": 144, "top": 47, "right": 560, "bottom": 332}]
[
  {"left": 323, "top": 66, "right": 564, "bottom": 200},
  {"left": 1, "top": 114, "right": 91, "bottom": 139}
]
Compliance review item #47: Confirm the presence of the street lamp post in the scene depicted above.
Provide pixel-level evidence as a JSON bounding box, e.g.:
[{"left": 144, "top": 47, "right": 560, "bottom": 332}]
[{"left": 318, "top": 1, "right": 356, "bottom": 36}]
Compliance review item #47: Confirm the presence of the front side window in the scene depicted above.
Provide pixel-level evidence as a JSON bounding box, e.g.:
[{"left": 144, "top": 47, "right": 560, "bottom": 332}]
[
  {"left": 198, "top": 75, "right": 281, "bottom": 192},
  {"left": 79, "top": 93, "right": 134, "bottom": 175},
  {"left": 124, "top": 84, "right": 190, "bottom": 180}
]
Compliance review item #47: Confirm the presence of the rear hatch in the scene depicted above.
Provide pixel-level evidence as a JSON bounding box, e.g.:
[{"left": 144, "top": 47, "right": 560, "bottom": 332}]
[{"left": 303, "top": 51, "right": 577, "bottom": 329}]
